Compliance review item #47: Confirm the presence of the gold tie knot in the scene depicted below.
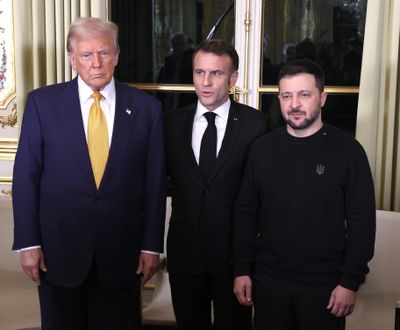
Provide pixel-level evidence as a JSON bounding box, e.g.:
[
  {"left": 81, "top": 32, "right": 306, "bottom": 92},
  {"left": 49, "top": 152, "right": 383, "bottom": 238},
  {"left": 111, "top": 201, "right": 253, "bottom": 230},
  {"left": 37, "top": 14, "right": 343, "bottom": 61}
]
[{"left": 92, "top": 91, "right": 103, "bottom": 103}]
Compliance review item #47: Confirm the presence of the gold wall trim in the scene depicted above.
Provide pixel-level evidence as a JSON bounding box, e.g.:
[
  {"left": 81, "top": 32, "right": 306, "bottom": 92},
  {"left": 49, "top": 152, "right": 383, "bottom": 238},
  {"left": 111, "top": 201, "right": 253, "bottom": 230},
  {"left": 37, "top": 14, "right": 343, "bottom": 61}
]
[
  {"left": 0, "top": 189, "right": 11, "bottom": 194},
  {"left": 129, "top": 83, "right": 242, "bottom": 96},
  {"left": 0, "top": 176, "right": 12, "bottom": 184},
  {"left": 127, "top": 83, "right": 195, "bottom": 92},
  {"left": 324, "top": 86, "right": 359, "bottom": 94},
  {"left": 0, "top": 189, "right": 12, "bottom": 197},
  {"left": 242, "top": 0, "right": 251, "bottom": 104},
  {"left": 0, "top": 139, "right": 17, "bottom": 160},
  {"left": 0, "top": 90, "right": 16, "bottom": 110},
  {"left": 258, "top": 86, "right": 359, "bottom": 94},
  {"left": 0, "top": 176, "right": 12, "bottom": 197},
  {"left": 143, "top": 283, "right": 155, "bottom": 290},
  {"left": 0, "top": 103, "right": 17, "bottom": 128},
  {"left": 106, "top": 0, "right": 111, "bottom": 20}
]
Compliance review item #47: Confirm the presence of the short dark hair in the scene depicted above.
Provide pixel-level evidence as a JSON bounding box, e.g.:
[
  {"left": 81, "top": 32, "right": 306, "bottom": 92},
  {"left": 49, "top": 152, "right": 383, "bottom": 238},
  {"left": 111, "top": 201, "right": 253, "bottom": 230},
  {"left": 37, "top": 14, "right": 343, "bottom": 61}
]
[
  {"left": 193, "top": 39, "right": 239, "bottom": 73},
  {"left": 278, "top": 59, "right": 325, "bottom": 92}
]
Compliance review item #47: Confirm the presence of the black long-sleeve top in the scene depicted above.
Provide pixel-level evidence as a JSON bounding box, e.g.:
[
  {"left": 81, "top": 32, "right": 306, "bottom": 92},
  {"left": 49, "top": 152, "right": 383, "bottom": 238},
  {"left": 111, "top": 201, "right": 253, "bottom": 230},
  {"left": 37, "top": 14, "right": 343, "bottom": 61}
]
[{"left": 233, "top": 124, "right": 376, "bottom": 291}]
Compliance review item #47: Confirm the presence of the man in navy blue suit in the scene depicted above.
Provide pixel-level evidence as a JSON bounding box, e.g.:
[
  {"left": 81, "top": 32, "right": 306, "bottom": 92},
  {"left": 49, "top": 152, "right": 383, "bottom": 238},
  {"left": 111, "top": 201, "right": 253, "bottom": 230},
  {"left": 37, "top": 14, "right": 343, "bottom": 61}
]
[{"left": 12, "top": 17, "right": 166, "bottom": 330}]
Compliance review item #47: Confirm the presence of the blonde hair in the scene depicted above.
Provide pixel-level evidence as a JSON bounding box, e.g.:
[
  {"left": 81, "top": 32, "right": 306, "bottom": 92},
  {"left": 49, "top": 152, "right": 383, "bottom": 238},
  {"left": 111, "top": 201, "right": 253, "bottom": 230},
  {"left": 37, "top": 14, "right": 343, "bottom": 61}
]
[{"left": 67, "top": 17, "right": 119, "bottom": 53}]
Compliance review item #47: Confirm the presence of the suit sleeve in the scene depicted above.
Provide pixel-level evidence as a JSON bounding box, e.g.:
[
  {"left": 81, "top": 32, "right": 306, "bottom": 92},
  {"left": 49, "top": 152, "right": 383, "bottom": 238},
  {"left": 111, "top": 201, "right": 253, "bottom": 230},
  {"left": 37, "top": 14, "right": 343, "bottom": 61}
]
[
  {"left": 142, "top": 100, "right": 167, "bottom": 253},
  {"left": 12, "top": 93, "right": 44, "bottom": 250},
  {"left": 233, "top": 142, "right": 260, "bottom": 276}
]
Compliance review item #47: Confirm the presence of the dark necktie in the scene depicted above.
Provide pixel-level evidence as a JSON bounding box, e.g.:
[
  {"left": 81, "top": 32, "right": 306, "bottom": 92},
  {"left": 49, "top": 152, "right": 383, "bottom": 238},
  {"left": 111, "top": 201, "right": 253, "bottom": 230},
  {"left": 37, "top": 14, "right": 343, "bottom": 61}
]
[{"left": 199, "top": 112, "right": 217, "bottom": 180}]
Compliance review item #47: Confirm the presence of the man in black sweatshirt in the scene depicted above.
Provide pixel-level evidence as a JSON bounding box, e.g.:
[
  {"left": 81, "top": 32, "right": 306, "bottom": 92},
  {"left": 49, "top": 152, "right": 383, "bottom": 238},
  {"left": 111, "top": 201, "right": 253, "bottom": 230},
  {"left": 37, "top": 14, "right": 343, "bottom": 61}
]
[{"left": 233, "top": 59, "right": 375, "bottom": 330}]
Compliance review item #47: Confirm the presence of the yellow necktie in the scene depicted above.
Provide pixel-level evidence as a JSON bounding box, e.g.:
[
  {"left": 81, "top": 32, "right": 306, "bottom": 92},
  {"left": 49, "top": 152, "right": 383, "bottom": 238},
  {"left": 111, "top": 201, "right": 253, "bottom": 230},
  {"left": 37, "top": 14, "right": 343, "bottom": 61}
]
[{"left": 88, "top": 91, "right": 109, "bottom": 188}]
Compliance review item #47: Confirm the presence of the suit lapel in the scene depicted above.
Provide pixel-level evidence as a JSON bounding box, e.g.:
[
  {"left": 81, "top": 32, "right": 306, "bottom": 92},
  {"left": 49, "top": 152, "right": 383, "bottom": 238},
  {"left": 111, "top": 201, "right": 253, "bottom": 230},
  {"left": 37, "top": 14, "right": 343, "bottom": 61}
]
[
  {"left": 207, "top": 102, "right": 242, "bottom": 183},
  {"left": 99, "top": 82, "right": 137, "bottom": 190},
  {"left": 57, "top": 78, "right": 96, "bottom": 189},
  {"left": 57, "top": 79, "right": 138, "bottom": 192}
]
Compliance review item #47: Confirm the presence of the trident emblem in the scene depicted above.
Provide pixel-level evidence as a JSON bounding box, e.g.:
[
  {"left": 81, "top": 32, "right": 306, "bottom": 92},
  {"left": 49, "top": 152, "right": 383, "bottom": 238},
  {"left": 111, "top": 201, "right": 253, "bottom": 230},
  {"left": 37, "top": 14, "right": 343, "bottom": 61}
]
[{"left": 316, "top": 164, "right": 325, "bottom": 175}]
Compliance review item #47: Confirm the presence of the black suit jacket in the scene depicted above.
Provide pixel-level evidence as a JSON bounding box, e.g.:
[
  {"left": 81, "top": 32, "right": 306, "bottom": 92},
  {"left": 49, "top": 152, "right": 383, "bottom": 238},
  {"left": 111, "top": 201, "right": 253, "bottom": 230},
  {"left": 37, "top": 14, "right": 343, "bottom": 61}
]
[{"left": 165, "top": 100, "right": 267, "bottom": 278}]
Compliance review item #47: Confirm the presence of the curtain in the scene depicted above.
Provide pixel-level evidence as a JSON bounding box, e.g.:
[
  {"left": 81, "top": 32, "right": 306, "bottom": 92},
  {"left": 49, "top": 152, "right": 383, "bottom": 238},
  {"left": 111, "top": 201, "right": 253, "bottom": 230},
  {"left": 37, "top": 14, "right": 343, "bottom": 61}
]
[
  {"left": 12, "top": 0, "right": 106, "bottom": 128},
  {"left": 357, "top": 0, "right": 400, "bottom": 211}
]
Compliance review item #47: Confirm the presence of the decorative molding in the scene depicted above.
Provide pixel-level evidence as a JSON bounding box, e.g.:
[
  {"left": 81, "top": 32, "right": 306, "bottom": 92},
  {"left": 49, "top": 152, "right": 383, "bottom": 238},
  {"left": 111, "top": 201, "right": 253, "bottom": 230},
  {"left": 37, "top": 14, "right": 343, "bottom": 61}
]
[
  {"left": 0, "top": 176, "right": 12, "bottom": 183},
  {"left": 0, "top": 0, "right": 16, "bottom": 110},
  {"left": 0, "top": 175, "right": 11, "bottom": 181},
  {"left": 143, "top": 283, "right": 155, "bottom": 290},
  {"left": 0, "top": 176, "right": 12, "bottom": 198},
  {"left": 0, "top": 100, "right": 17, "bottom": 128},
  {"left": 0, "top": 138, "right": 17, "bottom": 160},
  {"left": 258, "top": 86, "right": 360, "bottom": 94},
  {"left": 0, "top": 188, "right": 12, "bottom": 197},
  {"left": 106, "top": 0, "right": 111, "bottom": 20},
  {"left": 127, "top": 83, "right": 195, "bottom": 92},
  {"left": 0, "top": 0, "right": 17, "bottom": 132}
]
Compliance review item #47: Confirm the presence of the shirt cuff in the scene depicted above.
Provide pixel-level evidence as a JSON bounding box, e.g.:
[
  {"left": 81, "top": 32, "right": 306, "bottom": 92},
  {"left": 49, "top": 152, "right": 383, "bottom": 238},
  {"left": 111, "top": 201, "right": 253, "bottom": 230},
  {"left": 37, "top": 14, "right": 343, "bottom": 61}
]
[
  {"left": 15, "top": 245, "right": 41, "bottom": 252},
  {"left": 141, "top": 250, "right": 160, "bottom": 256}
]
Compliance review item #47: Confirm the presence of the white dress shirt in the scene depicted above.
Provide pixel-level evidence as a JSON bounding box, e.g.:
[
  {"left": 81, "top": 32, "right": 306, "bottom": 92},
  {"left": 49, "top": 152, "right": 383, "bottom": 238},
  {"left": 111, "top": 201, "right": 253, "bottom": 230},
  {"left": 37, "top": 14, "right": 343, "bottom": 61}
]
[
  {"left": 192, "top": 98, "right": 231, "bottom": 164},
  {"left": 78, "top": 76, "right": 116, "bottom": 145}
]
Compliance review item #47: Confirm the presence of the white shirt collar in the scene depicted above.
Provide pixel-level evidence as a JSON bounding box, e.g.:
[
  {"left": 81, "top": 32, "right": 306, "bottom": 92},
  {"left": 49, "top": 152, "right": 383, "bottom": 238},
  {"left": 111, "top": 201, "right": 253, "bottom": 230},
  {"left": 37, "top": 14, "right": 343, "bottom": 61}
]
[
  {"left": 77, "top": 76, "right": 116, "bottom": 105},
  {"left": 195, "top": 98, "right": 231, "bottom": 121}
]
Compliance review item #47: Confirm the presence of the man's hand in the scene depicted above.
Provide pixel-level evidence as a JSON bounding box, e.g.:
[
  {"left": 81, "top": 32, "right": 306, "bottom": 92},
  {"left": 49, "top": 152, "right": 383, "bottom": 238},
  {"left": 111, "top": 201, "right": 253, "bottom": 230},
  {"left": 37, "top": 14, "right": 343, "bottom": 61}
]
[
  {"left": 136, "top": 252, "right": 160, "bottom": 285},
  {"left": 233, "top": 275, "right": 253, "bottom": 306},
  {"left": 327, "top": 285, "right": 356, "bottom": 317},
  {"left": 20, "top": 248, "right": 47, "bottom": 285}
]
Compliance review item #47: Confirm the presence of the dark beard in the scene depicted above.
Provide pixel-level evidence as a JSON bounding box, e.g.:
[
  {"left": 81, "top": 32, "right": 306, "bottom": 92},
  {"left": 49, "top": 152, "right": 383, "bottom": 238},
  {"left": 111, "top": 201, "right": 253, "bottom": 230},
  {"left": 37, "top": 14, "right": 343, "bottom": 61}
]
[{"left": 286, "top": 109, "right": 320, "bottom": 130}]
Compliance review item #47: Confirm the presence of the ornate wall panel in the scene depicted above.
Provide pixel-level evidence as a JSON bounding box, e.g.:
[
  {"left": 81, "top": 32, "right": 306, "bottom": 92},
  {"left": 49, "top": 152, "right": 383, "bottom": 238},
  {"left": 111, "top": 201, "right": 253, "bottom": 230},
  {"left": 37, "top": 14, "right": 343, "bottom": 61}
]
[{"left": 0, "top": 0, "right": 17, "bottom": 198}]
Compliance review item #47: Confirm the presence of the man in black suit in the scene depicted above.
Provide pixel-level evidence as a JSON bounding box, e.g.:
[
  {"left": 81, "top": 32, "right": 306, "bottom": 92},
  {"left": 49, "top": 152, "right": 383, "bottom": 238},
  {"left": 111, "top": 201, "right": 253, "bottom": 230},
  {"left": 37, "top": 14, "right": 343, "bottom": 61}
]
[{"left": 165, "top": 39, "right": 267, "bottom": 330}]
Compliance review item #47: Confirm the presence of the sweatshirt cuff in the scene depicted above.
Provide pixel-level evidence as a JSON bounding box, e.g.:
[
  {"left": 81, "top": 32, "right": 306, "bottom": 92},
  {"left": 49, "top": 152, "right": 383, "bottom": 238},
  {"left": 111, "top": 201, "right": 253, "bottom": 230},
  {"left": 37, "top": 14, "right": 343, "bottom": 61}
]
[{"left": 339, "top": 273, "right": 365, "bottom": 291}]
